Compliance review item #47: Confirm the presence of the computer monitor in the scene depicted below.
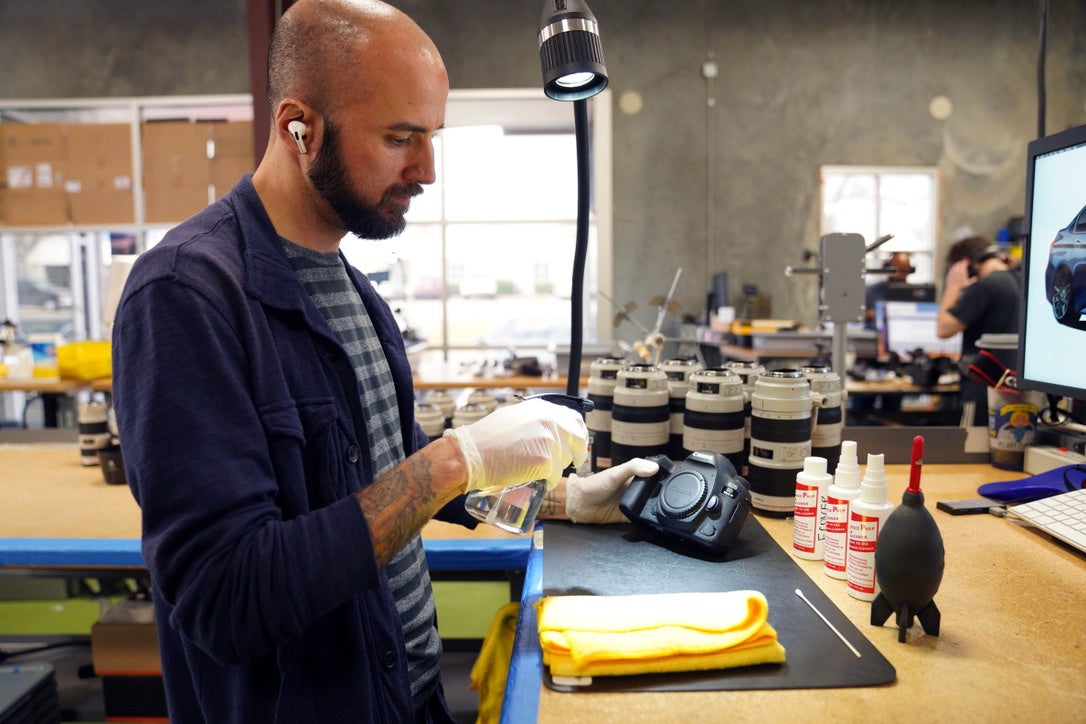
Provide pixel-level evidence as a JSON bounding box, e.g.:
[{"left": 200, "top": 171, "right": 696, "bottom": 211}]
[
  {"left": 875, "top": 300, "right": 962, "bottom": 362},
  {"left": 1018, "top": 122, "right": 1086, "bottom": 403},
  {"left": 882, "top": 282, "right": 936, "bottom": 303}
]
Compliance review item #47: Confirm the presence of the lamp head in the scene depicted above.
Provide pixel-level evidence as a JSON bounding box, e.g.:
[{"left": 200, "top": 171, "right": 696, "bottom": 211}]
[{"left": 538, "top": 0, "right": 608, "bottom": 101}]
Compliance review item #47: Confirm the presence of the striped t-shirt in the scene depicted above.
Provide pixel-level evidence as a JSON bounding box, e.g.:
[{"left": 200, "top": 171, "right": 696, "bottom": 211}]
[{"left": 281, "top": 238, "right": 441, "bottom": 707}]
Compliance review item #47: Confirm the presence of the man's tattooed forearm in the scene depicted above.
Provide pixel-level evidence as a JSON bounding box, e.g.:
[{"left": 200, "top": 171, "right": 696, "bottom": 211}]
[{"left": 360, "top": 454, "right": 440, "bottom": 563}]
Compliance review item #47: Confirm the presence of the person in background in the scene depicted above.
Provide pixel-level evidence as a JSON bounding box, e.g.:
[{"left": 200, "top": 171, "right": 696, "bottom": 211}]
[
  {"left": 111, "top": 2, "right": 656, "bottom": 722},
  {"left": 943, "top": 235, "right": 991, "bottom": 272},
  {"left": 937, "top": 238, "right": 1021, "bottom": 426},
  {"left": 863, "top": 251, "right": 912, "bottom": 329}
]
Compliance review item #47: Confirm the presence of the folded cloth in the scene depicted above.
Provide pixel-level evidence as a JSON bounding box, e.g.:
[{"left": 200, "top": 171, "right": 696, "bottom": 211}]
[
  {"left": 470, "top": 601, "right": 520, "bottom": 723},
  {"left": 537, "top": 590, "right": 786, "bottom": 678}
]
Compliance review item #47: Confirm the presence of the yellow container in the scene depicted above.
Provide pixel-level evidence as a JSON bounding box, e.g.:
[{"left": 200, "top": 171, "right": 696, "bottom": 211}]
[
  {"left": 32, "top": 365, "right": 59, "bottom": 379},
  {"left": 57, "top": 341, "right": 112, "bottom": 380}
]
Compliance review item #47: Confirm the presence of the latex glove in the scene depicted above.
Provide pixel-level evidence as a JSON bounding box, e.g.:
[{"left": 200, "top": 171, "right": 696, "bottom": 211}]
[
  {"left": 444, "top": 398, "right": 588, "bottom": 493},
  {"left": 565, "top": 457, "right": 660, "bottom": 524}
]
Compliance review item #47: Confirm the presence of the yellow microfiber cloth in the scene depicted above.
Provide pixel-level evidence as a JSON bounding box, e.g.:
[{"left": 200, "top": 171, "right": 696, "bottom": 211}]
[
  {"left": 469, "top": 601, "right": 520, "bottom": 723},
  {"left": 537, "top": 589, "right": 786, "bottom": 678}
]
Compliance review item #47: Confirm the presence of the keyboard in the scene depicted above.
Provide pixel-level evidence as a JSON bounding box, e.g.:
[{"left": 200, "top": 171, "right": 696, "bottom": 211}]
[{"left": 1006, "top": 487, "right": 1086, "bottom": 554}]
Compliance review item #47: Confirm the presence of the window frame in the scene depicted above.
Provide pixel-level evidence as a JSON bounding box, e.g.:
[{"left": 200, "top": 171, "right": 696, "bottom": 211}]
[{"left": 820, "top": 164, "right": 940, "bottom": 283}]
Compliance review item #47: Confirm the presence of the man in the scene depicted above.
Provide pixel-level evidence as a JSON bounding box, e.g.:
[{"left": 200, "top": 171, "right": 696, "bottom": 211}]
[
  {"left": 863, "top": 251, "right": 912, "bottom": 329},
  {"left": 937, "top": 243, "right": 1021, "bottom": 426},
  {"left": 112, "top": 1, "right": 655, "bottom": 721},
  {"left": 943, "top": 235, "right": 991, "bottom": 272}
]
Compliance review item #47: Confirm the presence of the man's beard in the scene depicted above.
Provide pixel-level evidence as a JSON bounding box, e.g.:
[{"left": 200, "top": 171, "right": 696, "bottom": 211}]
[{"left": 308, "top": 121, "right": 422, "bottom": 240}]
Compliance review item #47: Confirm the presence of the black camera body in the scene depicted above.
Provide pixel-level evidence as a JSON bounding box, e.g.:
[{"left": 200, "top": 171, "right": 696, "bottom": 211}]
[{"left": 619, "top": 451, "right": 752, "bottom": 556}]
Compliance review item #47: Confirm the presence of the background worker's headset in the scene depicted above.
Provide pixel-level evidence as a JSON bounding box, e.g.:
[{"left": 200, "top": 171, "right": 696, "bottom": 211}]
[{"left": 968, "top": 245, "right": 1008, "bottom": 278}]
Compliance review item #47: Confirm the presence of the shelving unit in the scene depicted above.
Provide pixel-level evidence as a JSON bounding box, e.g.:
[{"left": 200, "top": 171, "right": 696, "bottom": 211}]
[{"left": 0, "top": 95, "right": 253, "bottom": 425}]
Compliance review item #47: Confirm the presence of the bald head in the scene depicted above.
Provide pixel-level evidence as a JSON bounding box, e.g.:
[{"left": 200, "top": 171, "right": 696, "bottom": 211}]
[
  {"left": 887, "top": 251, "right": 911, "bottom": 280},
  {"left": 266, "top": 0, "right": 442, "bottom": 120}
]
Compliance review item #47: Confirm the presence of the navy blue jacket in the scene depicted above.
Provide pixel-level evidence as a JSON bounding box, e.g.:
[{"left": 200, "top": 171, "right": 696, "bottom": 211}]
[{"left": 112, "top": 175, "right": 473, "bottom": 723}]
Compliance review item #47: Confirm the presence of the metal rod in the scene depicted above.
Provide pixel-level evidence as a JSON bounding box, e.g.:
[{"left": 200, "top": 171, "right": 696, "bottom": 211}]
[{"left": 795, "top": 588, "right": 862, "bottom": 658}]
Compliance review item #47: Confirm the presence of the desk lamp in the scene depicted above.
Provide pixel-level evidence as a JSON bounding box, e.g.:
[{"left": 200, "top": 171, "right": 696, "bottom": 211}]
[
  {"left": 538, "top": 0, "right": 608, "bottom": 395},
  {"left": 458, "top": 1, "right": 610, "bottom": 533}
]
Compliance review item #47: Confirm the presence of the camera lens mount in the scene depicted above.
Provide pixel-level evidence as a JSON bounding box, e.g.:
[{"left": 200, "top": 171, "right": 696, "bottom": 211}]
[{"left": 659, "top": 470, "right": 708, "bottom": 518}]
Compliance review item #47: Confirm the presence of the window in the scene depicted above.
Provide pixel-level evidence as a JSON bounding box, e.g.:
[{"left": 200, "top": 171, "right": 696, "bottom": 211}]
[
  {"left": 820, "top": 166, "right": 939, "bottom": 283},
  {"left": 3, "top": 232, "right": 78, "bottom": 341}
]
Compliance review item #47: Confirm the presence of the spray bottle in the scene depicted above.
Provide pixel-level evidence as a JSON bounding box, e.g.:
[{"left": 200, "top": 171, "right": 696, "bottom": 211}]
[
  {"left": 823, "top": 440, "right": 861, "bottom": 579},
  {"left": 792, "top": 456, "right": 832, "bottom": 560},
  {"left": 846, "top": 452, "right": 895, "bottom": 601},
  {"left": 462, "top": 393, "right": 594, "bottom": 535}
]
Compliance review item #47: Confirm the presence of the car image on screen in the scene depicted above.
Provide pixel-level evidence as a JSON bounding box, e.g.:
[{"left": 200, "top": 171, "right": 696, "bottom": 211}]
[{"left": 1045, "top": 202, "right": 1086, "bottom": 328}]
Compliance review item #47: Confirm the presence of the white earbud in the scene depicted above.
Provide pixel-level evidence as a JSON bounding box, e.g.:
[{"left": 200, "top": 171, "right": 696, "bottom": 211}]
[{"left": 287, "top": 120, "right": 308, "bottom": 154}]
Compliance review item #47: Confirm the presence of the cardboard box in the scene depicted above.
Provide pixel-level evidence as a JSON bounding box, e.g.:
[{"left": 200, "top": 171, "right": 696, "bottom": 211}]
[
  {"left": 210, "top": 121, "right": 254, "bottom": 200},
  {"left": 142, "top": 121, "right": 212, "bottom": 223},
  {"left": 65, "top": 123, "right": 135, "bottom": 224},
  {"left": 0, "top": 123, "right": 68, "bottom": 225},
  {"left": 210, "top": 120, "right": 253, "bottom": 159},
  {"left": 92, "top": 621, "right": 167, "bottom": 720},
  {"left": 91, "top": 622, "right": 161, "bottom": 675},
  {"left": 211, "top": 156, "right": 253, "bottom": 200}
]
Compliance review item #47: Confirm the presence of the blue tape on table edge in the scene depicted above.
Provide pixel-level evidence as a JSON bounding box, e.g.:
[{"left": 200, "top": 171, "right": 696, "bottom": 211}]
[
  {"left": 0, "top": 536, "right": 532, "bottom": 571},
  {"left": 500, "top": 539, "right": 544, "bottom": 724},
  {"left": 0, "top": 538, "right": 145, "bottom": 567}
]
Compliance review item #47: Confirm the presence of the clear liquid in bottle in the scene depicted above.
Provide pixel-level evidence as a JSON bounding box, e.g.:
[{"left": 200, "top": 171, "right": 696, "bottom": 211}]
[{"left": 464, "top": 479, "right": 548, "bottom": 535}]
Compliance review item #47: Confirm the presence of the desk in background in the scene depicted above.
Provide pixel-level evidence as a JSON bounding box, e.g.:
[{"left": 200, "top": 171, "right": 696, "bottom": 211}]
[
  {"left": 0, "top": 378, "right": 87, "bottom": 428},
  {"left": 715, "top": 329, "right": 878, "bottom": 365},
  {"left": 505, "top": 463, "right": 1085, "bottom": 723},
  {"left": 411, "top": 356, "right": 586, "bottom": 391},
  {"left": 38, "top": 374, "right": 584, "bottom": 394},
  {"left": 846, "top": 378, "right": 962, "bottom": 427},
  {"left": 414, "top": 374, "right": 584, "bottom": 391}
]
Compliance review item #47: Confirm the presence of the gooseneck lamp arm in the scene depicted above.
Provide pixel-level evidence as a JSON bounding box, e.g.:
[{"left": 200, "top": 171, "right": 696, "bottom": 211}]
[
  {"left": 567, "top": 98, "right": 591, "bottom": 396},
  {"left": 537, "top": 0, "right": 608, "bottom": 396}
]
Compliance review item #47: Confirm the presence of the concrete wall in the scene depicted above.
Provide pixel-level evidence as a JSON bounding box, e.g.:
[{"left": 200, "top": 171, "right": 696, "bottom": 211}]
[{"left": 2, "top": 0, "right": 1084, "bottom": 325}]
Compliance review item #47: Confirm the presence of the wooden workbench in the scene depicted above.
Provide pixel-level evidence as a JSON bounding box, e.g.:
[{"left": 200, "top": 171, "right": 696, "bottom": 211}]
[
  {"left": 522, "top": 463, "right": 1085, "bottom": 723},
  {"left": 0, "top": 444, "right": 525, "bottom": 568},
  {"left": 5, "top": 446, "right": 1084, "bottom": 721}
]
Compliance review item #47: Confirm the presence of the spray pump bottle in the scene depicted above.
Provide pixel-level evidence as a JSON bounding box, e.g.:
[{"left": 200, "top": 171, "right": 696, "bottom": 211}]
[
  {"left": 792, "top": 456, "right": 832, "bottom": 560},
  {"left": 846, "top": 452, "right": 895, "bottom": 601},
  {"left": 823, "top": 440, "right": 861, "bottom": 579}
]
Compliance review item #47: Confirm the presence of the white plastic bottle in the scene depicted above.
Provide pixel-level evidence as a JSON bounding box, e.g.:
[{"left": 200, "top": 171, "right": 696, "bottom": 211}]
[
  {"left": 792, "top": 456, "right": 832, "bottom": 560},
  {"left": 846, "top": 452, "right": 895, "bottom": 601},
  {"left": 823, "top": 440, "right": 861, "bottom": 579}
]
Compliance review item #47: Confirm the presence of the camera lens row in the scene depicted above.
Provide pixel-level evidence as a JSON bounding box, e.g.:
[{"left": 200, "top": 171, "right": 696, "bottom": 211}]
[{"left": 586, "top": 357, "right": 843, "bottom": 516}]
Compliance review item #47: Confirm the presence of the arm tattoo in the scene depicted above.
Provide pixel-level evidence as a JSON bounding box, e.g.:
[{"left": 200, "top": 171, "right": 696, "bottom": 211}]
[
  {"left": 358, "top": 452, "right": 442, "bottom": 565},
  {"left": 537, "top": 488, "right": 566, "bottom": 519}
]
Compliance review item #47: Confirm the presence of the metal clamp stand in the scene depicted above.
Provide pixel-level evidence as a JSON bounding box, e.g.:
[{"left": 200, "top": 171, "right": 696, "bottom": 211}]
[{"left": 785, "top": 232, "right": 882, "bottom": 378}]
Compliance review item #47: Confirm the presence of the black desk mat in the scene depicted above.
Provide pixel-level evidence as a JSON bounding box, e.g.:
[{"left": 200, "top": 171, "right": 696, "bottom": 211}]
[{"left": 541, "top": 518, "right": 896, "bottom": 692}]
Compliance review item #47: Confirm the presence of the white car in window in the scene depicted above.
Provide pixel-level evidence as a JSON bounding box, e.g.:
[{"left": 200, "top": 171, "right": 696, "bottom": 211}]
[{"left": 458, "top": 275, "right": 498, "bottom": 298}]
